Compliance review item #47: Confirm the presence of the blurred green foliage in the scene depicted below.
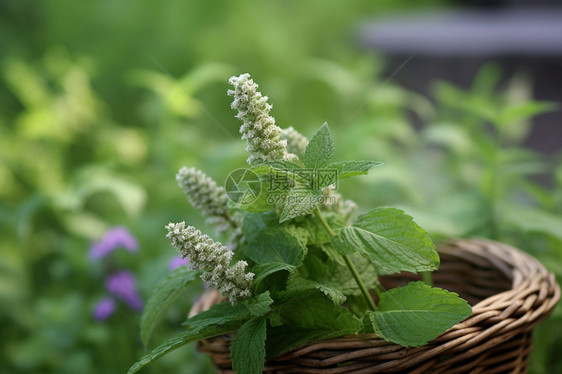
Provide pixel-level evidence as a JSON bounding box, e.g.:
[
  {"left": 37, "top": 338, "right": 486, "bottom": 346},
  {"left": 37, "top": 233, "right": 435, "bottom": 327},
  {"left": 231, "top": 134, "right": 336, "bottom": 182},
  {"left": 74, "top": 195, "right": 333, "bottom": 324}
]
[{"left": 1, "top": 1, "right": 560, "bottom": 373}]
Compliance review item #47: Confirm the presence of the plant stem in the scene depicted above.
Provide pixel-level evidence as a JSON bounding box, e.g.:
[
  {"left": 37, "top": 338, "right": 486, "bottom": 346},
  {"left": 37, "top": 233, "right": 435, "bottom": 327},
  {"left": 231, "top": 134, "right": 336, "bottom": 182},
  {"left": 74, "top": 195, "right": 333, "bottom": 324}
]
[
  {"left": 489, "top": 124, "right": 504, "bottom": 240},
  {"left": 313, "top": 208, "right": 377, "bottom": 311},
  {"left": 421, "top": 271, "right": 433, "bottom": 286}
]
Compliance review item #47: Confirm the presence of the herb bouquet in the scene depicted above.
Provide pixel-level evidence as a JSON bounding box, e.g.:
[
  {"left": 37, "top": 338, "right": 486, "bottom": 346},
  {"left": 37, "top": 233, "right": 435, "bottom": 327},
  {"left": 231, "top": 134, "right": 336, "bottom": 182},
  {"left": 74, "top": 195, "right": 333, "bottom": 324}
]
[{"left": 128, "top": 75, "right": 557, "bottom": 374}]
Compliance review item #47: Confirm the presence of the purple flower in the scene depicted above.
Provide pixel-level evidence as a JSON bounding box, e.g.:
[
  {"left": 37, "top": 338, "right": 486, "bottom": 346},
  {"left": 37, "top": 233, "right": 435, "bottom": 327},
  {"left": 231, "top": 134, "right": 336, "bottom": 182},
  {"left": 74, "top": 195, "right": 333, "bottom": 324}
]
[
  {"left": 105, "top": 271, "right": 143, "bottom": 311},
  {"left": 169, "top": 255, "right": 190, "bottom": 271},
  {"left": 93, "top": 297, "right": 116, "bottom": 321},
  {"left": 90, "top": 226, "right": 139, "bottom": 260}
]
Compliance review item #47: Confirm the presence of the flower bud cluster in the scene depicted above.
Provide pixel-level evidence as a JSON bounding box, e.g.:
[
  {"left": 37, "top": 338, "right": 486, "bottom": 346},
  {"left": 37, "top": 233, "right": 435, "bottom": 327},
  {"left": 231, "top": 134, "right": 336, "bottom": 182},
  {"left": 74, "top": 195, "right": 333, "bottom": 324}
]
[
  {"left": 176, "top": 166, "right": 245, "bottom": 247},
  {"left": 281, "top": 126, "right": 308, "bottom": 157},
  {"left": 321, "top": 186, "right": 357, "bottom": 221},
  {"left": 176, "top": 167, "right": 229, "bottom": 218},
  {"left": 228, "top": 73, "right": 289, "bottom": 164},
  {"left": 166, "top": 221, "right": 253, "bottom": 304}
]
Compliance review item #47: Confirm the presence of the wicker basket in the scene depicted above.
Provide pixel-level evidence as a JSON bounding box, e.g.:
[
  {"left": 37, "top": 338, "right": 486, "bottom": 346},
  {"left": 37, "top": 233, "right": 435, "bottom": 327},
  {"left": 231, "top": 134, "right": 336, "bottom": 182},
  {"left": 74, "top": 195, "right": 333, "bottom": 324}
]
[{"left": 192, "top": 238, "right": 560, "bottom": 373}]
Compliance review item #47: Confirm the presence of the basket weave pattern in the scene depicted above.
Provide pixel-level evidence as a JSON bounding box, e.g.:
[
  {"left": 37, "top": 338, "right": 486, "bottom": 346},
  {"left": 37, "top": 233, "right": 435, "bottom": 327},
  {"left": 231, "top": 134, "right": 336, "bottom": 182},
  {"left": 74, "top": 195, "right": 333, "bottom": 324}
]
[{"left": 193, "top": 239, "right": 560, "bottom": 373}]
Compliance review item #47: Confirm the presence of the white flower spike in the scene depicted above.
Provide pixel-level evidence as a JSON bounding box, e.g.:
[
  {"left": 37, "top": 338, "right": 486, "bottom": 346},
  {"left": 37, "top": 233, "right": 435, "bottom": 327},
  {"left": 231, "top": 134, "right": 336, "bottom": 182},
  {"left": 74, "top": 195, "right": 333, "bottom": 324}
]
[
  {"left": 166, "top": 222, "right": 253, "bottom": 304},
  {"left": 176, "top": 167, "right": 229, "bottom": 218},
  {"left": 228, "top": 73, "right": 289, "bottom": 164}
]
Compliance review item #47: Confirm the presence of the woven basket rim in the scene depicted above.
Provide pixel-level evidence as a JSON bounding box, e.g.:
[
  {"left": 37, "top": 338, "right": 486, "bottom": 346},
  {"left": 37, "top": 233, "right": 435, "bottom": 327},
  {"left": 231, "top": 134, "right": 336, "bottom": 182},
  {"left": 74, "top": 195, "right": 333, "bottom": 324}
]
[{"left": 193, "top": 238, "right": 560, "bottom": 373}]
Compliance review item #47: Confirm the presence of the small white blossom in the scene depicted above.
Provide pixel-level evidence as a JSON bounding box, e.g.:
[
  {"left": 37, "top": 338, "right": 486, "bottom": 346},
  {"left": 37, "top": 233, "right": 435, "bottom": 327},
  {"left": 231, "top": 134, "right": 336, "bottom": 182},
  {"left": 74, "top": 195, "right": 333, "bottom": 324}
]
[
  {"left": 175, "top": 167, "right": 246, "bottom": 248},
  {"left": 281, "top": 126, "right": 308, "bottom": 157},
  {"left": 228, "top": 74, "right": 289, "bottom": 164},
  {"left": 166, "top": 222, "right": 253, "bottom": 304}
]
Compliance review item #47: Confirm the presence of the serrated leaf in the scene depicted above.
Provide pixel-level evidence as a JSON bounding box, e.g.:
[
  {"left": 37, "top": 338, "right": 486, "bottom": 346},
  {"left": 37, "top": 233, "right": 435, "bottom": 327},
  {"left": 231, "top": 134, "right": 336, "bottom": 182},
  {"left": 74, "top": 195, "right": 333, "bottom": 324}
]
[
  {"left": 368, "top": 281, "right": 471, "bottom": 347},
  {"left": 335, "top": 207, "right": 439, "bottom": 275},
  {"left": 129, "top": 302, "right": 250, "bottom": 374},
  {"left": 247, "top": 292, "right": 274, "bottom": 316},
  {"left": 279, "top": 189, "right": 322, "bottom": 223},
  {"left": 276, "top": 291, "right": 361, "bottom": 332},
  {"left": 183, "top": 300, "right": 250, "bottom": 329},
  {"left": 286, "top": 272, "right": 346, "bottom": 305},
  {"left": 287, "top": 252, "right": 378, "bottom": 304},
  {"left": 325, "top": 253, "right": 379, "bottom": 295},
  {"left": 317, "top": 285, "right": 347, "bottom": 305},
  {"left": 312, "top": 283, "right": 347, "bottom": 305},
  {"left": 252, "top": 262, "right": 295, "bottom": 292},
  {"left": 325, "top": 160, "right": 383, "bottom": 181},
  {"left": 236, "top": 163, "right": 306, "bottom": 213},
  {"left": 319, "top": 244, "right": 345, "bottom": 265},
  {"left": 266, "top": 292, "right": 361, "bottom": 357},
  {"left": 231, "top": 317, "right": 267, "bottom": 374},
  {"left": 303, "top": 123, "right": 334, "bottom": 169},
  {"left": 140, "top": 267, "right": 199, "bottom": 346},
  {"left": 262, "top": 160, "right": 304, "bottom": 173},
  {"left": 254, "top": 162, "right": 309, "bottom": 189},
  {"left": 301, "top": 214, "right": 347, "bottom": 265},
  {"left": 302, "top": 218, "right": 331, "bottom": 245},
  {"left": 242, "top": 213, "right": 306, "bottom": 265},
  {"left": 231, "top": 187, "right": 274, "bottom": 213}
]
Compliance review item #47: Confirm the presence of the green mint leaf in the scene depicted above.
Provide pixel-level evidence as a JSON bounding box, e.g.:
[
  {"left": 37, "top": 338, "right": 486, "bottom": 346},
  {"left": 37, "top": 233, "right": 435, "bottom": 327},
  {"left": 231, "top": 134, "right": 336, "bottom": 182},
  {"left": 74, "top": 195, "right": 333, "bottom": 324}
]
[
  {"left": 303, "top": 122, "right": 334, "bottom": 169},
  {"left": 292, "top": 280, "right": 347, "bottom": 305},
  {"left": 128, "top": 324, "right": 233, "bottom": 374},
  {"left": 335, "top": 207, "right": 439, "bottom": 275},
  {"left": 320, "top": 253, "right": 379, "bottom": 296},
  {"left": 287, "top": 252, "right": 378, "bottom": 304},
  {"left": 234, "top": 163, "right": 305, "bottom": 213},
  {"left": 246, "top": 291, "right": 274, "bottom": 317},
  {"left": 183, "top": 300, "right": 250, "bottom": 329},
  {"left": 242, "top": 213, "right": 306, "bottom": 265},
  {"left": 231, "top": 317, "right": 267, "bottom": 374},
  {"left": 301, "top": 213, "right": 347, "bottom": 265},
  {"left": 129, "top": 301, "right": 250, "bottom": 374},
  {"left": 252, "top": 262, "right": 295, "bottom": 293},
  {"left": 316, "top": 284, "right": 346, "bottom": 305},
  {"left": 254, "top": 162, "right": 308, "bottom": 187},
  {"left": 325, "top": 160, "right": 383, "bottom": 181},
  {"left": 319, "top": 244, "right": 345, "bottom": 266},
  {"left": 231, "top": 188, "right": 274, "bottom": 213},
  {"left": 140, "top": 267, "right": 199, "bottom": 346},
  {"left": 279, "top": 189, "right": 322, "bottom": 223},
  {"left": 368, "top": 281, "right": 471, "bottom": 347},
  {"left": 262, "top": 160, "right": 304, "bottom": 172},
  {"left": 301, "top": 218, "right": 331, "bottom": 245},
  {"left": 276, "top": 291, "right": 361, "bottom": 332}
]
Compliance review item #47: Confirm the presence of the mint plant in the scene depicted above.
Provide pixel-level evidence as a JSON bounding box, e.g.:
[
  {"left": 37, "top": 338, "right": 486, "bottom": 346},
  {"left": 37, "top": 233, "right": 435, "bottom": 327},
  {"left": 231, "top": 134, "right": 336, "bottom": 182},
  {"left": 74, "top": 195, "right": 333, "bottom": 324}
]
[{"left": 128, "top": 74, "right": 471, "bottom": 374}]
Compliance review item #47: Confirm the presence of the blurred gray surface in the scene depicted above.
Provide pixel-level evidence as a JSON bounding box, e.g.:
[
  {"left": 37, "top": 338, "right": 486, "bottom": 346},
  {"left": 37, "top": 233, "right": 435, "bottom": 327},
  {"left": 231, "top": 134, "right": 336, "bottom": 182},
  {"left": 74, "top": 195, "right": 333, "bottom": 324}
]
[{"left": 360, "top": 8, "right": 562, "bottom": 56}]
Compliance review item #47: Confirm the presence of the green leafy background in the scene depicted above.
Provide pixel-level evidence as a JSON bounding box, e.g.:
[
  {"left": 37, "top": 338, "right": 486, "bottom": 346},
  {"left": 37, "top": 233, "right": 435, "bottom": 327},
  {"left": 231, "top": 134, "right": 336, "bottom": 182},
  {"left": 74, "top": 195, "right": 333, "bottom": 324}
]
[{"left": 1, "top": 1, "right": 561, "bottom": 373}]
